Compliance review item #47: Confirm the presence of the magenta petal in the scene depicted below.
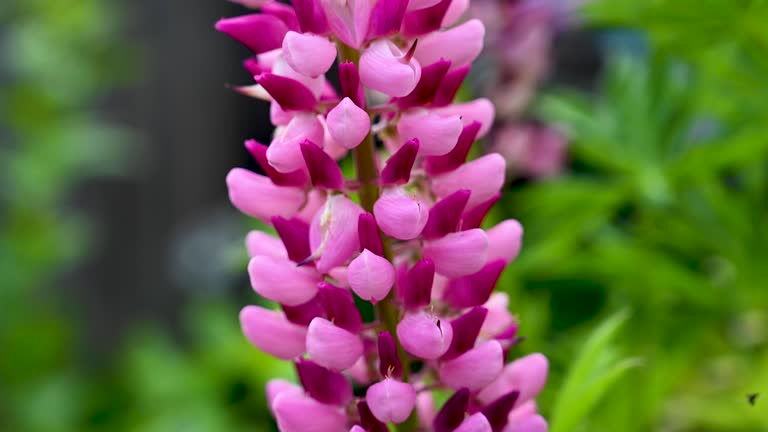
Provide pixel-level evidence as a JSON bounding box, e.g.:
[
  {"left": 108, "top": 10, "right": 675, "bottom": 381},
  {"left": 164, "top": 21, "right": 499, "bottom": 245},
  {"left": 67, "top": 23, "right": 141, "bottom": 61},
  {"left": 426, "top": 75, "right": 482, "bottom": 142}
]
[
  {"left": 256, "top": 73, "right": 318, "bottom": 112},
  {"left": 306, "top": 317, "right": 364, "bottom": 371},
  {"left": 290, "top": 0, "right": 328, "bottom": 34},
  {"left": 443, "top": 259, "right": 506, "bottom": 308},
  {"left": 243, "top": 57, "right": 265, "bottom": 76},
  {"left": 272, "top": 216, "right": 311, "bottom": 263},
  {"left": 481, "top": 391, "right": 520, "bottom": 432},
  {"left": 422, "top": 189, "right": 471, "bottom": 239},
  {"left": 358, "top": 213, "right": 384, "bottom": 256},
  {"left": 441, "top": 307, "right": 488, "bottom": 361},
  {"left": 401, "top": 0, "right": 452, "bottom": 37},
  {"left": 366, "top": 379, "right": 417, "bottom": 424},
  {"left": 358, "top": 401, "right": 389, "bottom": 432},
  {"left": 433, "top": 388, "right": 470, "bottom": 432},
  {"left": 244, "top": 140, "right": 308, "bottom": 187},
  {"left": 249, "top": 255, "right": 321, "bottom": 305},
  {"left": 396, "top": 59, "right": 452, "bottom": 110},
  {"left": 422, "top": 229, "right": 488, "bottom": 278},
  {"left": 368, "top": 0, "right": 409, "bottom": 39},
  {"left": 282, "top": 293, "right": 325, "bottom": 326},
  {"left": 397, "top": 258, "right": 435, "bottom": 309},
  {"left": 461, "top": 193, "right": 502, "bottom": 230},
  {"left": 397, "top": 311, "right": 453, "bottom": 359},
  {"left": 339, "top": 62, "right": 366, "bottom": 108},
  {"left": 424, "top": 121, "right": 482, "bottom": 176},
  {"left": 215, "top": 14, "right": 289, "bottom": 54},
  {"left": 300, "top": 139, "right": 344, "bottom": 189},
  {"left": 378, "top": 331, "right": 402, "bottom": 378},
  {"left": 240, "top": 306, "right": 307, "bottom": 359},
  {"left": 381, "top": 138, "right": 419, "bottom": 185},
  {"left": 296, "top": 359, "right": 353, "bottom": 406},
  {"left": 318, "top": 282, "right": 363, "bottom": 333},
  {"left": 455, "top": 413, "right": 493, "bottom": 432},
  {"left": 440, "top": 341, "right": 504, "bottom": 391},
  {"left": 273, "top": 392, "right": 347, "bottom": 432},
  {"left": 262, "top": 1, "right": 301, "bottom": 31},
  {"left": 433, "top": 65, "right": 471, "bottom": 107}
]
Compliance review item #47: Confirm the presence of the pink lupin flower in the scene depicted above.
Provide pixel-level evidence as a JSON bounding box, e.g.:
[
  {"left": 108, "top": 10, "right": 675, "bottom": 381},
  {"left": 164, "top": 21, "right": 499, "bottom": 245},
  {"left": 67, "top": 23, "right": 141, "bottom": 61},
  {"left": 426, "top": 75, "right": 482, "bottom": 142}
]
[
  {"left": 347, "top": 249, "right": 395, "bottom": 302},
  {"left": 272, "top": 391, "right": 347, "bottom": 432},
  {"left": 397, "top": 110, "right": 463, "bottom": 156},
  {"left": 281, "top": 31, "right": 337, "bottom": 77},
  {"left": 248, "top": 255, "right": 321, "bottom": 305},
  {"left": 432, "top": 153, "right": 507, "bottom": 208},
  {"left": 373, "top": 188, "right": 429, "bottom": 240},
  {"left": 320, "top": 0, "right": 371, "bottom": 49},
  {"left": 240, "top": 306, "right": 308, "bottom": 359},
  {"left": 397, "top": 310, "right": 453, "bottom": 359},
  {"left": 439, "top": 340, "right": 504, "bottom": 391},
  {"left": 366, "top": 378, "right": 417, "bottom": 424},
  {"left": 326, "top": 97, "right": 371, "bottom": 150},
  {"left": 226, "top": 168, "right": 306, "bottom": 223},
  {"left": 306, "top": 317, "right": 364, "bottom": 371},
  {"left": 422, "top": 228, "right": 488, "bottom": 277},
  {"left": 218, "top": 1, "right": 550, "bottom": 429},
  {"left": 359, "top": 40, "right": 422, "bottom": 97},
  {"left": 309, "top": 195, "right": 364, "bottom": 273}
]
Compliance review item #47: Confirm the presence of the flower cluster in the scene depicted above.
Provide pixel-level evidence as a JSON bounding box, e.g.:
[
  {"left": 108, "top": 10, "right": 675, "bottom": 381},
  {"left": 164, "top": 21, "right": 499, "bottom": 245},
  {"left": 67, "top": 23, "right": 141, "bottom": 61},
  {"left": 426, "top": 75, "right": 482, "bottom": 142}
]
[{"left": 218, "top": 0, "right": 549, "bottom": 430}]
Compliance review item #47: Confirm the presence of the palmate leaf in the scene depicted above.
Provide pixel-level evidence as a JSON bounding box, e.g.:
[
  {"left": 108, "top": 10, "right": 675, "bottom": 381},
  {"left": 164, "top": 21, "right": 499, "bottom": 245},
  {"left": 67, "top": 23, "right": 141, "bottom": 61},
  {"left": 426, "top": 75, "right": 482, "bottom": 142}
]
[{"left": 550, "top": 311, "right": 641, "bottom": 432}]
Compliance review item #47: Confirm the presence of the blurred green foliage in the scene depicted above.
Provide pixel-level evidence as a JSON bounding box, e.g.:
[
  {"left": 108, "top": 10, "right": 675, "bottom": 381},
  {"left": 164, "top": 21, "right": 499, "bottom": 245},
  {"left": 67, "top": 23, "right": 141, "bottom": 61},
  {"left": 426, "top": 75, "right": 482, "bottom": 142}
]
[{"left": 493, "top": 1, "right": 768, "bottom": 431}]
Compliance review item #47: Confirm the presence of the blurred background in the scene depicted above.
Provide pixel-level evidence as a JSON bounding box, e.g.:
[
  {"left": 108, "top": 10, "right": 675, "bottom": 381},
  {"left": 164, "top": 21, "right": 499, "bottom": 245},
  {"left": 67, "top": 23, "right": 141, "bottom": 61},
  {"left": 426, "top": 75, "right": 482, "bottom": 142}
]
[{"left": 1, "top": 0, "right": 766, "bottom": 431}]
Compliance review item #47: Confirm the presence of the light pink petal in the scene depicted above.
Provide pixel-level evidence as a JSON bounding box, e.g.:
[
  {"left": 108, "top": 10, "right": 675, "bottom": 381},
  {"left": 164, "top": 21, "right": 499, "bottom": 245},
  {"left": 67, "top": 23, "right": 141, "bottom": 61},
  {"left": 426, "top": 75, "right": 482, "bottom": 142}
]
[
  {"left": 306, "top": 317, "right": 364, "bottom": 371},
  {"left": 327, "top": 97, "right": 371, "bottom": 150},
  {"left": 366, "top": 379, "right": 417, "bottom": 424},
  {"left": 245, "top": 230, "right": 288, "bottom": 259},
  {"left": 397, "top": 111, "right": 463, "bottom": 156},
  {"left": 455, "top": 413, "right": 493, "bottom": 432},
  {"left": 266, "top": 379, "right": 303, "bottom": 411},
  {"left": 240, "top": 306, "right": 308, "bottom": 359},
  {"left": 439, "top": 340, "right": 504, "bottom": 391},
  {"left": 486, "top": 219, "right": 524, "bottom": 263},
  {"left": 504, "top": 414, "right": 548, "bottom": 432},
  {"left": 273, "top": 392, "right": 347, "bottom": 432},
  {"left": 321, "top": 0, "right": 371, "bottom": 48},
  {"left": 248, "top": 255, "right": 321, "bottom": 305},
  {"left": 433, "top": 98, "right": 496, "bottom": 138},
  {"left": 226, "top": 168, "right": 306, "bottom": 223},
  {"left": 348, "top": 249, "right": 395, "bottom": 302},
  {"left": 267, "top": 113, "right": 325, "bottom": 173},
  {"left": 310, "top": 195, "right": 365, "bottom": 273},
  {"left": 282, "top": 31, "right": 337, "bottom": 78},
  {"left": 477, "top": 353, "right": 549, "bottom": 405},
  {"left": 360, "top": 40, "right": 421, "bottom": 97},
  {"left": 441, "top": 0, "right": 469, "bottom": 27},
  {"left": 396, "top": 311, "right": 453, "bottom": 359},
  {"left": 373, "top": 188, "right": 429, "bottom": 240},
  {"left": 416, "top": 392, "right": 437, "bottom": 427},
  {"left": 414, "top": 19, "right": 485, "bottom": 69},
  {"left": 422, "top": 229, "right": 488, "bottom": 278},
  {"left": 432, "top": 153, "right": 506, "bottom": 208},
  {"left": 273, "top": 56, "right": 326, "bottom": 98},
  {"left": 480, "top": 293, "right": 516, "bottom": 339}
]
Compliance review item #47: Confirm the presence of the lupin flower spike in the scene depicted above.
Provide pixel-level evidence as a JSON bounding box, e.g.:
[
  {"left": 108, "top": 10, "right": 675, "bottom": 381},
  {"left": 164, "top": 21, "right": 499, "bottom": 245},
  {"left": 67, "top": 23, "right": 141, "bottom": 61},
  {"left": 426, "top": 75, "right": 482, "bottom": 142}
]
[{"left": 219, "top": 0, "right": 549, "bottom": 430}]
